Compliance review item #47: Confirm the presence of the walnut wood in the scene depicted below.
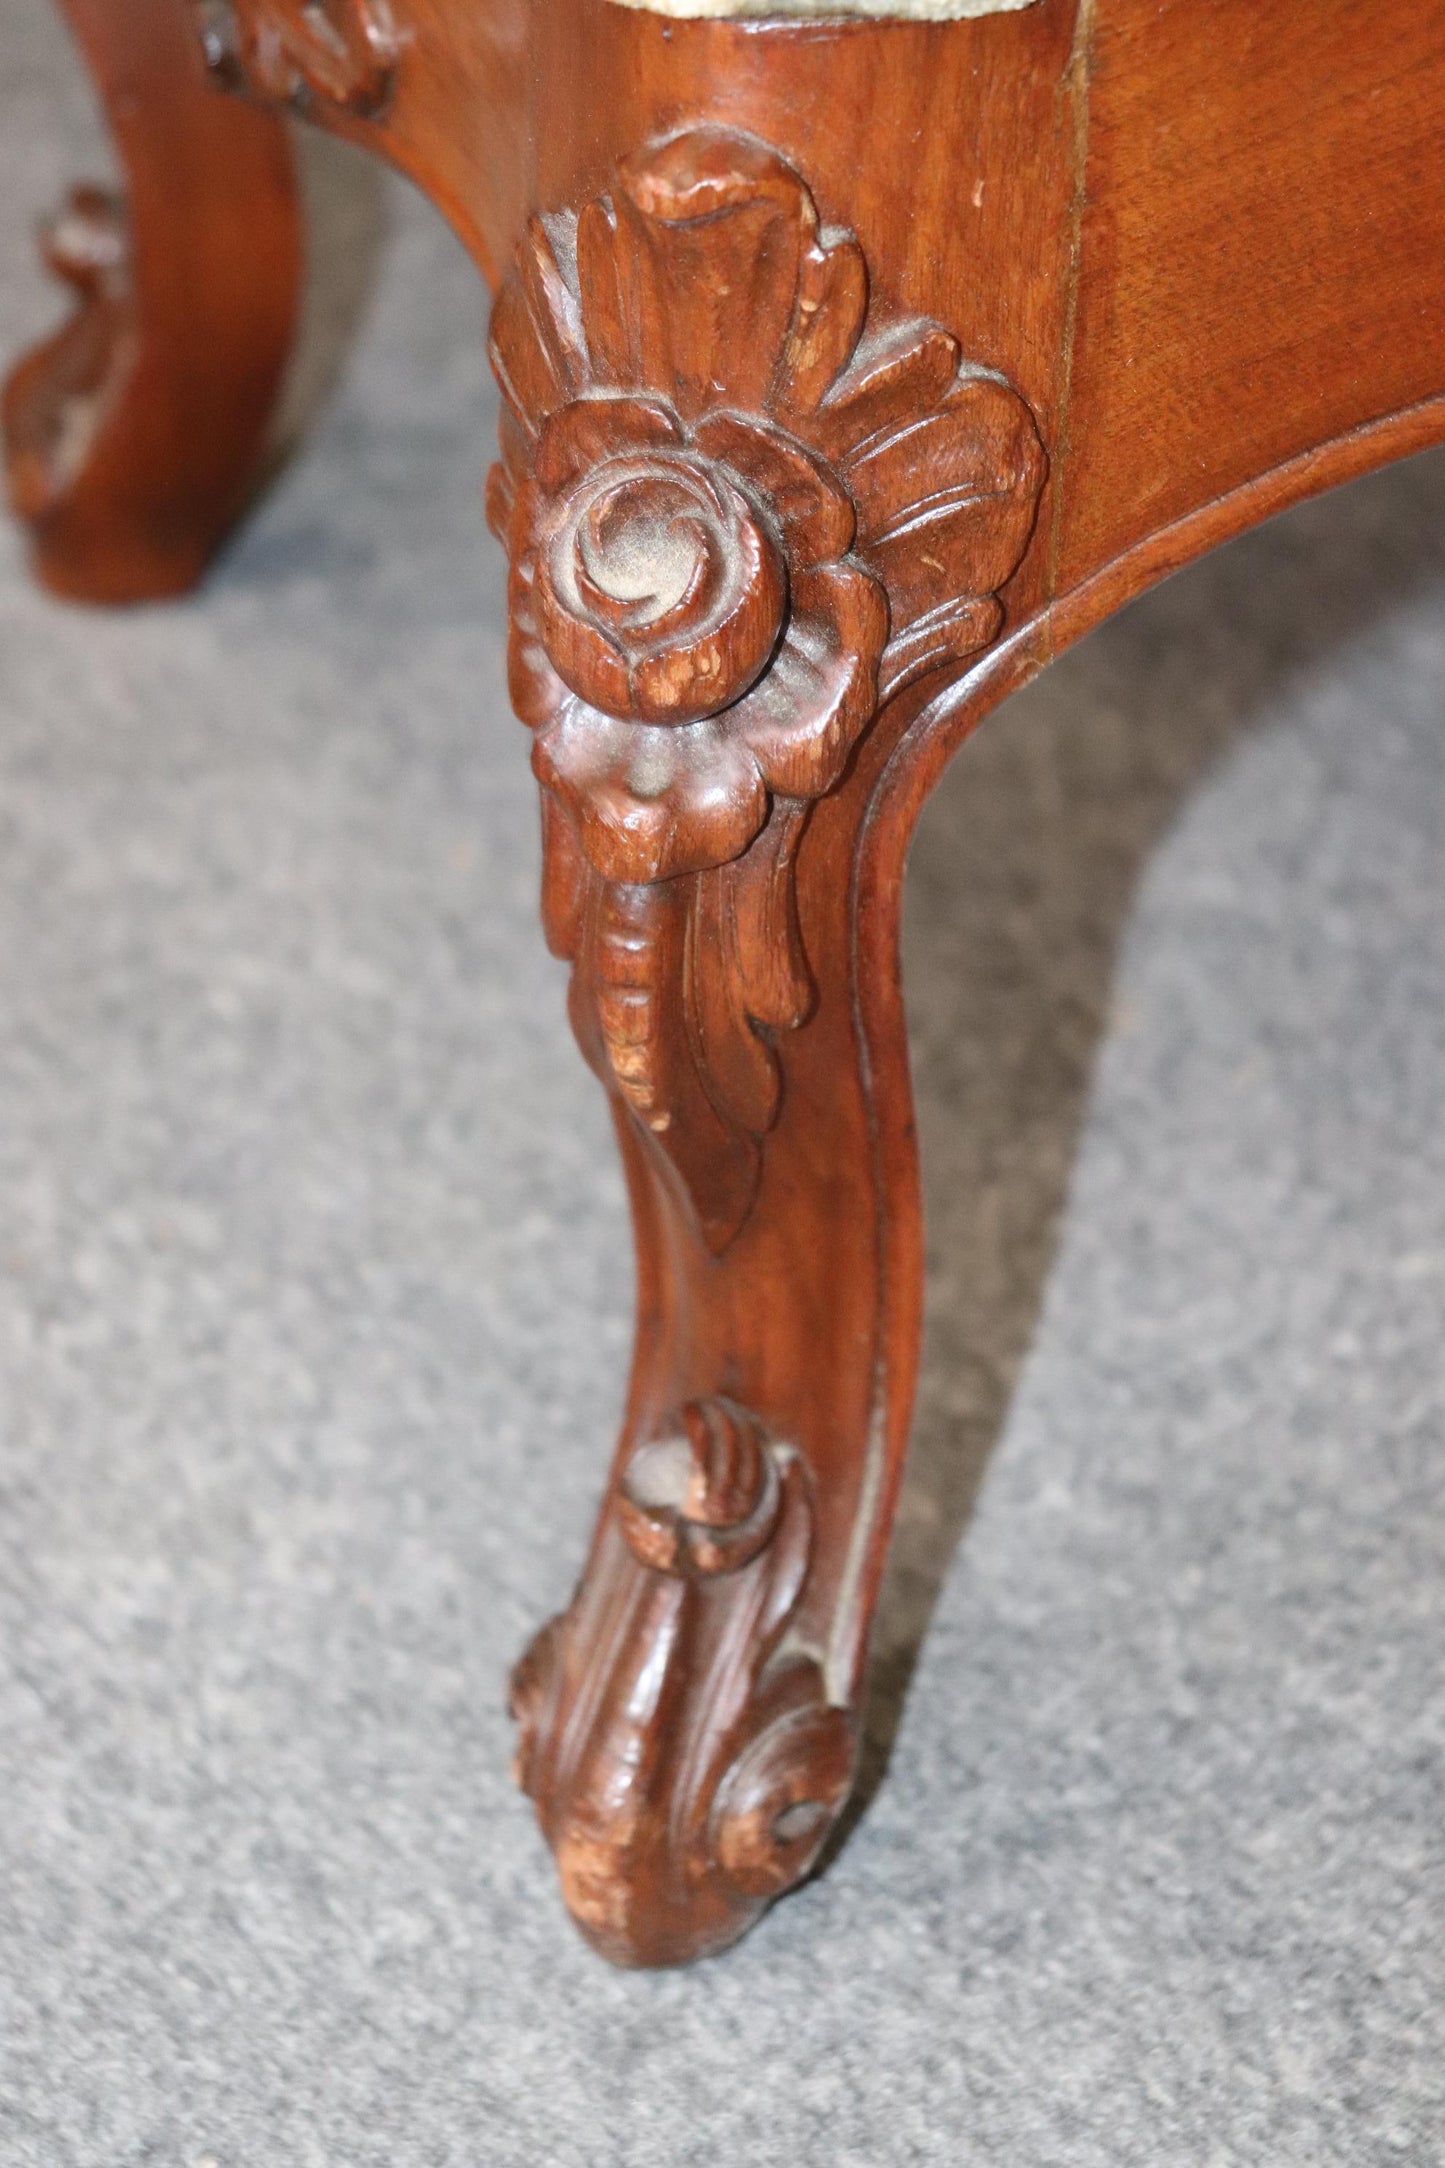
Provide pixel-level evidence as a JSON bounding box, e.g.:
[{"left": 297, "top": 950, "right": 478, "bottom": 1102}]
[
  {"left": 10, "top": 0, "right": 1445, "bottom": 1963},
  {"left": 2, "top": 0, "right": 300, "bottom": 602}
]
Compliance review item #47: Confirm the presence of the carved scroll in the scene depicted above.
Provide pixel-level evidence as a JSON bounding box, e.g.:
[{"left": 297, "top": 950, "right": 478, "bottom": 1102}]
[
  {"left": 2, "top": 188, "right": 134, "bottom": 535},
  {"left": 488, "top": 128, "right": 1046, "bottom": 1252},
  {"left": 511, "top": 1399, "right": 855, "bottom": 1966},
  {"left": 196, "top": 0, "right": 398, "bottom": 113}
]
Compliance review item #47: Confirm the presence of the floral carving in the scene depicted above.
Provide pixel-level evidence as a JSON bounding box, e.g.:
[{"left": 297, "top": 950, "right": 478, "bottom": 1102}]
[
  {"left": 488, "top": 129, "right": 1046, "bottom": 1249},
  {"left": 195, "top": 0, "right": 397, "bottom": 114},
  {"left": 511, "top": 1398, "right": 855, "bottom": 1966}
]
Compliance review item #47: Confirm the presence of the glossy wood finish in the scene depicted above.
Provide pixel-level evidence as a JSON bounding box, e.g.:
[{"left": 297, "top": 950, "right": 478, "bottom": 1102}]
[
  {"left": 10, "top": 0, "right": 1444, "bottom": 1962},
  {"left": 2, "top": 0, "right": 300, "bottom": 601}
]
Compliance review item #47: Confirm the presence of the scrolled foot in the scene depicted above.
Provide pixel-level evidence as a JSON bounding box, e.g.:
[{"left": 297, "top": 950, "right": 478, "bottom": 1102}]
[{"left": 511, "top": 1399, "right": 856, "bottom": 1967}]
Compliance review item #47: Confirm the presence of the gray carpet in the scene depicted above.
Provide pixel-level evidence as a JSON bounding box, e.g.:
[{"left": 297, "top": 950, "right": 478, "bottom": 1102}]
[{"left": 1, "top": 11, "right": 1442, "bottom": 2164}]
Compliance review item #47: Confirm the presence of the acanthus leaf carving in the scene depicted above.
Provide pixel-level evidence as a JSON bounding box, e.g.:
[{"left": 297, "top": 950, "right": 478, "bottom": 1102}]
[
  {"left": 510, "top": 1397, "right": 856, "bottom": 1967},
  {"left": 488, "top": 128, "right": 1047, "bottom": 1250},
  {"left": 195, "top": 0, "right": 397, "bottom": 115}
]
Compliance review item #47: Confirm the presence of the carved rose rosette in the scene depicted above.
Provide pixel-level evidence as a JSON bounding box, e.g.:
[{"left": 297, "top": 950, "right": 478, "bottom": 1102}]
[{"left": 488, "top": 128, "right": 1045, "bottom": 1249}]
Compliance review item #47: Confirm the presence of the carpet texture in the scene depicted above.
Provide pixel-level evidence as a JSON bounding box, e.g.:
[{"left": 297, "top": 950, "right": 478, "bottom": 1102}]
[{"left": 1, "top": 10, "right": 1442, "bottom": 2164}]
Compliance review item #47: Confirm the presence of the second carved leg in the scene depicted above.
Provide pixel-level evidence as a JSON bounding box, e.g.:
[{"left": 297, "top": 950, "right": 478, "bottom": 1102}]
[
  {"left": 3, "top": 0, "right": 300, "bottom": 602},
  {"left": 489, "top": 129, "right": 1047, "bottom": 1966}
]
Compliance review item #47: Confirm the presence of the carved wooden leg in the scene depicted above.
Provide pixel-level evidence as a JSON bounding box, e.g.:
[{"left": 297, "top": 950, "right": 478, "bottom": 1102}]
[
  {"left": 31, "top": 0, "right": 1440, "bottom": 1978},
  {"left": 489, "top": 130, "right": 1046, "bottom": 1966},
  {"left": 2, "top": 0, "right": 300, "bottom": 602}
]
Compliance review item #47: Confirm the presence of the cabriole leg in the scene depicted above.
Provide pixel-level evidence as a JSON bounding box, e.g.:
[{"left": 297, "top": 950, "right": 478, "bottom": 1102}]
[
  {"left": 488, "top": 128, "right": 1048, "bottom": 1965},
  {"left": 3, "top": 0, "right": 300, "bottom": 602}
]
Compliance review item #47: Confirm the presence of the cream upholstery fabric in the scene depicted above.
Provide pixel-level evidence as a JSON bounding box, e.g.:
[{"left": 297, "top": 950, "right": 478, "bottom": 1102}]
[{"left": 610, "top": 0, "right": 1037, "bottom": 19}]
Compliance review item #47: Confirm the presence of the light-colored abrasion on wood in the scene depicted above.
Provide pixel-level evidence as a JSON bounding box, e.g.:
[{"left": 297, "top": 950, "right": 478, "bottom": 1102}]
[{"left": 608, "top": 0, "right": 1037, "bottom": 20}]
